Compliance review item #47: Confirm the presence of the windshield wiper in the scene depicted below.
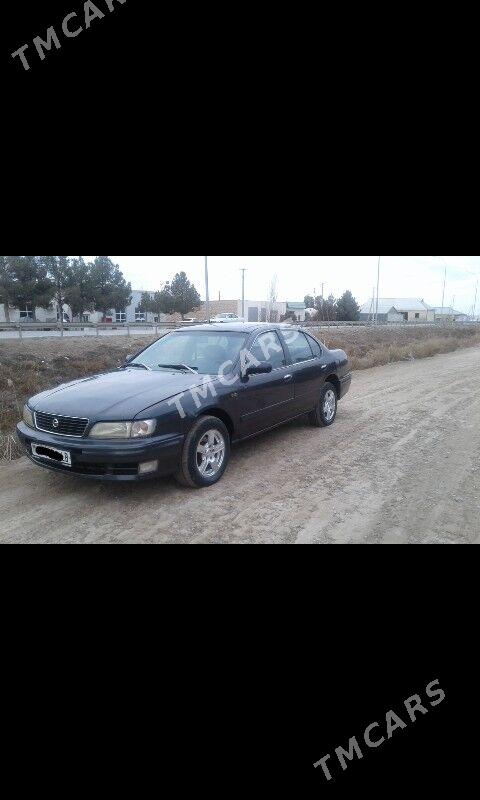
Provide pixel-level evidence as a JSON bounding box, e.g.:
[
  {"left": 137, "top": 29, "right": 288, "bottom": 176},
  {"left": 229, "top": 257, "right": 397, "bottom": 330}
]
[
  {"left": 158, "top": 363, "right": 198, "bottom": 373},
  {"left": 128, "top": 362, "right": 151, "bottom": 371}
]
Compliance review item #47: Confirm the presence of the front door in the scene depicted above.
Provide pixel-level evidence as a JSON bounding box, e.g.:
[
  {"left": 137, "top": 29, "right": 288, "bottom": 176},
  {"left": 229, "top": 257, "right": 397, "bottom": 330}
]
[{"left": 238, "top": 331, "right": 295, "bottom": 436}]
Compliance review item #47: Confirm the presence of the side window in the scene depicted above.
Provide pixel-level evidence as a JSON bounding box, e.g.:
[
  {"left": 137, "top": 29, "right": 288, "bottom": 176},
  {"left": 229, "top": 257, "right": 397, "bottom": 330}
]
[
  {"left": 306, "top": 335, "right": 322, "bottom": 357},
  {"left": 250, "top": 331, "right": 286, "bottom": 369},
  {"left": 285, "top": 331, "right": 314, "bottom": 363}
]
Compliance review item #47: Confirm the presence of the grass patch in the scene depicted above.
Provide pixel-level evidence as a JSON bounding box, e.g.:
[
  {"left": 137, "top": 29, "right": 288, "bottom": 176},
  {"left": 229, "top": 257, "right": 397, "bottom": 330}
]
[{"left": 310, "top": 325, "right": 480, "bottom": 370}]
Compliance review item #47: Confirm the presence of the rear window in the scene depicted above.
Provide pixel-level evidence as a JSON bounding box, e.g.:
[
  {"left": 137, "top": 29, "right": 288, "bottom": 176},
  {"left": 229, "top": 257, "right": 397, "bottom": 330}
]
[
  {"left": 284, "top": 331, "right": 314, "bottom": 363},
  {"left": 306, "top": 335, "right": 322, "bottom": 357}
]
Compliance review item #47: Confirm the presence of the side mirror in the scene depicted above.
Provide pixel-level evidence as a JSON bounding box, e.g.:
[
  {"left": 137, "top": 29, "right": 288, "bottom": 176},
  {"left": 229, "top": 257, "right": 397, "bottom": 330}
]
[
  {"left": 124, "top": 354, "right": 134, "bottom": 366},
  {"left": 246, "top": 364, "right": 273, "bottom": 376}
]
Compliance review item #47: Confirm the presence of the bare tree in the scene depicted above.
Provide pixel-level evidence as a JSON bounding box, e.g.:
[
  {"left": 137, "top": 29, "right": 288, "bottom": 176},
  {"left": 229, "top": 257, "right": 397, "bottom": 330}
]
[{"left": 267, "top": 274, "right": 279, "bottom": 322}]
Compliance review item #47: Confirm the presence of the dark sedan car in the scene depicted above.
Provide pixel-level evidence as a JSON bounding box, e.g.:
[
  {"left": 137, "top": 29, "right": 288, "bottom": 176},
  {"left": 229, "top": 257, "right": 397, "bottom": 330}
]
[{"left": 17, "top": 324, "right": 351, "bottom": 488}]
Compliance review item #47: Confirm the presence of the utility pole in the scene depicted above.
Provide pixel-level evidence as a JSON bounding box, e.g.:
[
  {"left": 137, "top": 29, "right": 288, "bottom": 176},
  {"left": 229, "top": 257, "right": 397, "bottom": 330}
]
[
  {"left": 240, "top": 268, "right": 247, "bottom": 321},
  {"left": 441, "top": 262, "right": 447, "bottom": 322},
  {"left": 473, "top": 279, "right": 478, "bottom": 320},
  {"left": 375, "top": 256, "right": 381, "bottom": 325},
  {"left": 205, "top": 256, "right": 210, "bottom": 322}
]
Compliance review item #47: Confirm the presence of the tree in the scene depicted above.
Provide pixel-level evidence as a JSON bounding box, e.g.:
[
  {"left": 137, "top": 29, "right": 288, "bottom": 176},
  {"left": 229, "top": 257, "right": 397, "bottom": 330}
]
[
  {"left": 336, "top": 290, "right": 360, "bottom": 321},
  {"left": 89, "top": 256, "right": 132, "bottom": 320},
  {"left": 7, "top": 256, "right": 54, "bottom": 319},
  {"left": 169, "top": 272, "right": 201, "bottom": 319},
  {"left": 139, "top": 291, "right": 153, "bottom": 319},
  {"left": 141, "top": 285, "right": 176, "bottom": 318},
  {"left": 65, "top": 257, "right": 96, "bottom": 319},
  {"left": 0, "top": 256, "right": 17, "bottom": 323},
  {"left": 40, "top": 256, "right": 74, "bottom": 329},
  {"left": 316, "top": 294, "right": 337, "bottom": 322},
  {"left": 304, "top": 294, "right": 315, "bottom": 309}
]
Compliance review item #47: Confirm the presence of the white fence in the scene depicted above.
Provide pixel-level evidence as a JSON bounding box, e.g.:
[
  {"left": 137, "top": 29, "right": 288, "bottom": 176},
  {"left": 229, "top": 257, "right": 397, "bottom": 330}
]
[
  {"left": 0, "top": 319, "right": 478, "bottom": 340},
  {"left": 0, "top": 320, "right": 204, "bottom": 340}
]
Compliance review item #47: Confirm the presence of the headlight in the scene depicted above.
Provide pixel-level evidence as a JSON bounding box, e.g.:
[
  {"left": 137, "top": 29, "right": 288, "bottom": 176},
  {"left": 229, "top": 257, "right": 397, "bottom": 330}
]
[
  {"left": 89, "top": 420, "right": 156, "bottom": 439},
  {"left": 131, "top": 420, "right": 156, "bottom": 438},
  {"left": 23, "top": 405, "right": 35, "bottom": 429}
]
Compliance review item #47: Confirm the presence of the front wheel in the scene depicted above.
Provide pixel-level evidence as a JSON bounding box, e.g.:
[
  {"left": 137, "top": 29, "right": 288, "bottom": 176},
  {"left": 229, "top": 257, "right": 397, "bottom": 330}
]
[
  {"left": 175, "top": 416, "right": 230, "bottom": 488},
  {"left": 308, "top": 383, "right": 338, "bottom": 427}
]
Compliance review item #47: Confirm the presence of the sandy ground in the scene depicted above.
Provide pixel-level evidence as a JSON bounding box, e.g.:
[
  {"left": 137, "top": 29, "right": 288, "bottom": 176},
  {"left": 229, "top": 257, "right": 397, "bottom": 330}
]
[{"left": 1, "top": 346, "right": 479, "bottom": 544}]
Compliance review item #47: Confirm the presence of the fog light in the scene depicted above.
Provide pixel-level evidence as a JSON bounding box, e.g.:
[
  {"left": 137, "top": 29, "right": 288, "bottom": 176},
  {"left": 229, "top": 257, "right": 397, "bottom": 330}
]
[{"left": 138, "top": 460, "right": 159, "bottom": 475}]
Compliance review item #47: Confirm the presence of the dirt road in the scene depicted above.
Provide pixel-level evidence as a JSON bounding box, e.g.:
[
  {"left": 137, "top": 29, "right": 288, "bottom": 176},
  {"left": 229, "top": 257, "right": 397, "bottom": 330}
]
[{"left": 1, "top": 347, "right": 479, "bottom": 544}]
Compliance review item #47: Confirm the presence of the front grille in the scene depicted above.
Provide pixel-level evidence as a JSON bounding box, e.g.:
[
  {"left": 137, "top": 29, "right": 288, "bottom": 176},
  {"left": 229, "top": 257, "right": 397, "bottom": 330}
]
[{"left": 35, "top": 411, "right": 89, "bottom": 438}]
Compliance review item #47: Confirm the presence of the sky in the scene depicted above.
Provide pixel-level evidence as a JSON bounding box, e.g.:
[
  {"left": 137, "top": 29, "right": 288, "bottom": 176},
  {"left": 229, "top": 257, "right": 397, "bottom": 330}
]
[{"left": 106, "top": 256, "right": 480, "bottom": 314}]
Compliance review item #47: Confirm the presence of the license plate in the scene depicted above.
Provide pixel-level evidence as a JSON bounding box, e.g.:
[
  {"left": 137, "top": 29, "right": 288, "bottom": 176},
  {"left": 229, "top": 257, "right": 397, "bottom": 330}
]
[{"left": 31, "top": 443, "right": 72, "bottom": 467}]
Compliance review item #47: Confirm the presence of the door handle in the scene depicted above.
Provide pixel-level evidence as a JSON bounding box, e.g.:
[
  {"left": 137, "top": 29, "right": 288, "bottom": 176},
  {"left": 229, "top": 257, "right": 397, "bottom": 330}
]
[
  {"left": 284, "top": 374, "right": 293, "bottom": 380},
  {"left": 321, "top": 365, "right": 327, "bottom": 370}
]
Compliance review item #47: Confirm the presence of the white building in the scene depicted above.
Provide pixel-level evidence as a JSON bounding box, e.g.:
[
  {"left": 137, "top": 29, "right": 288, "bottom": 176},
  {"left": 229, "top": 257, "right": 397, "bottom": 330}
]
[
  {"left": 359, "top": 298, "right": 435, "bottom": 323},
  {"left": 0, "top": 301, "right": 71, "bottom": 324},
  {"left": 73, "top": 290, "right": 177, "bottom": 324}
]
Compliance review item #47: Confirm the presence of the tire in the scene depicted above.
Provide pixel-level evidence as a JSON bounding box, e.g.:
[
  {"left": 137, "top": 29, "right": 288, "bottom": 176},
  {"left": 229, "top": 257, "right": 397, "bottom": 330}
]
[
  {"left": 308, "top": 382, "right": 338, "bottom": 428},
  {"left": 175, "top": 416, "right": 231, "bottom": 488}
]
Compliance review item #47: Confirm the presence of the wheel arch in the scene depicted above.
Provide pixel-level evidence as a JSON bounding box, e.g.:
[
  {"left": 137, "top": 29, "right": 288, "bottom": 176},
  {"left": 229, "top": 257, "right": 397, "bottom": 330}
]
[
  {"left": 325, "top": 374, "right": 341, "bottom": 397},
  {"left": 197, "top": 407, "right": 235, "bottom": 439}
]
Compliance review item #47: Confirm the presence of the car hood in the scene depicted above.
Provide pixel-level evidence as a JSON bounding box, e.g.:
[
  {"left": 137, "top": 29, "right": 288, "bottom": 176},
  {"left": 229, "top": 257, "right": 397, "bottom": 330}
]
[{"left": 29, "top": 368, "right": 217, "bottom": 421}]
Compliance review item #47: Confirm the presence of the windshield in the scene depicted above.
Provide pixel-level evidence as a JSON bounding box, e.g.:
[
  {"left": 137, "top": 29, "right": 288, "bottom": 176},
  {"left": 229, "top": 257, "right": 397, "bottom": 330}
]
[{"left": 130, "top": 331, "right": 248, "bottom": 375}]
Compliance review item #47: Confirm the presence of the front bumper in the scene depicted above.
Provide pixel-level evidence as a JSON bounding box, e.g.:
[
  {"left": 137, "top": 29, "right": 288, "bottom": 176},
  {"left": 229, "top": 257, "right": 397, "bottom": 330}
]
[{"left": 16, "top": 421, "right": 185, "bottom": 481}]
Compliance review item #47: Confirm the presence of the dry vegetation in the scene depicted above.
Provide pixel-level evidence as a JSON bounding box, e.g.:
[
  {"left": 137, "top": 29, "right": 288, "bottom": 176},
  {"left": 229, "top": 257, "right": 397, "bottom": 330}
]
[
  {"left": 311, "top": 324, "right": 480, "bottom": 371},
  {"left": 1, "top": 326, "right": 480, "bottom": 444},
  {"left": 0, "top": 335, "right": 157, "bottom": 438}
]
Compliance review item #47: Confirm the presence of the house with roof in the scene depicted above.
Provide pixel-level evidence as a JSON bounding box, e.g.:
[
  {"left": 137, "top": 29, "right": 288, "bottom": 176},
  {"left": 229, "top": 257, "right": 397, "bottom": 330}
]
[
  {"left": 431, "top": 307, "right": 469, "bottom": 323},
  {"left": 285, "top": 302, "right": 307, "bottom": 321},
  {"left": 359, "top": 298, "right": 435, "bottom": 323}
]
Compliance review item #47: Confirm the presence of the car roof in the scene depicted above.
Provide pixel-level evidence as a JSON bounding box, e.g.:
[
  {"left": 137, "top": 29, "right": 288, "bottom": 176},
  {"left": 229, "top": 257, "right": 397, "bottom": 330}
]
[{"left": 175, "top": 323, "right": 306, "bottom": 334}]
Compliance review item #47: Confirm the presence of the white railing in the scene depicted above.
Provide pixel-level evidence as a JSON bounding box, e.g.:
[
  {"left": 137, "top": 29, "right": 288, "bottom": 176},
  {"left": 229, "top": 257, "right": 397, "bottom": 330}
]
[
  {"left": 0, "top": 320, "right": 205, "bottom": 338},
  {"left": 0, "top": 319, "right": 478, "bottom": 338}
]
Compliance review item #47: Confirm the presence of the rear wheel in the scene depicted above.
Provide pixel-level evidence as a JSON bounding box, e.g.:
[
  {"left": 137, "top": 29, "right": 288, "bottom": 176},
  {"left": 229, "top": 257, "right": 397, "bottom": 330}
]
[
  {"left": 175, "top": 416, "right": 230, "bottom": 488},
  {"left": 308, "top": 382, "right": 338, "bottom": 427}
]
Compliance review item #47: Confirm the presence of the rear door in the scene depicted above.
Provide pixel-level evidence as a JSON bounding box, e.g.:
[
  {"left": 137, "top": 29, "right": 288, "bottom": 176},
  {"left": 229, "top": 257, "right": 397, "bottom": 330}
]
[
  {"left": 280, "top": 330, "right": 326, "bottom": 414},
  {"left": 238, "top": 330, "right": 295, "bottom": 436}
]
